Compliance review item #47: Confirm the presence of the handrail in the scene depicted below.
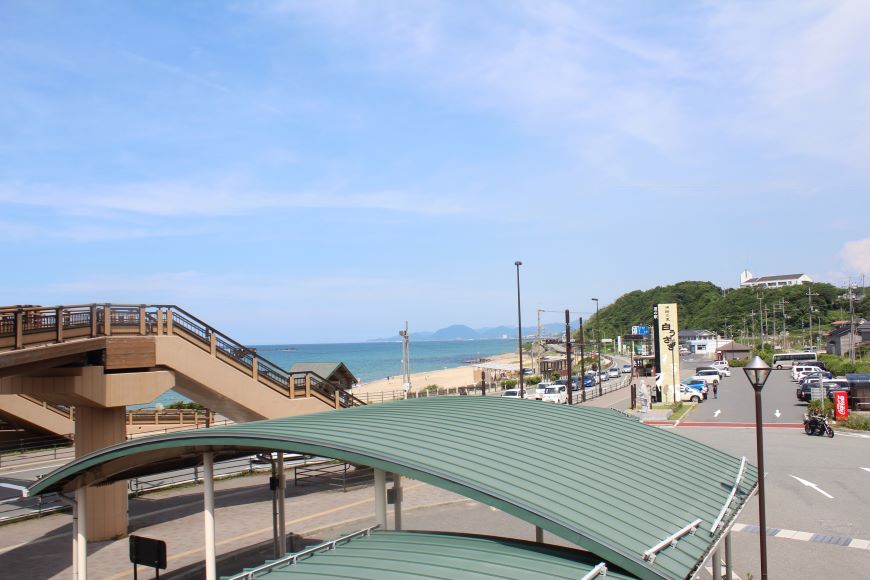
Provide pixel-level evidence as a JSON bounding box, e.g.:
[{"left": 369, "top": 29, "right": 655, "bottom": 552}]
[
  {"left": 0, "top": 303, "right": 364, "bottom": 408},
  {"left": 709, "top": 457, "right": 747, "bottom": 534},
  {"left": 17, "top": 394, "right": 74, "bottom": 420},
  {"left": 642, "top": 519, "right": 702, "bottom": 563}
]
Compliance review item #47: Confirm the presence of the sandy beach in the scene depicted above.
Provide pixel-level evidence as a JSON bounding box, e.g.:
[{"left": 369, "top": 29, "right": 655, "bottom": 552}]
[{"left": 353, "top": 352, "right": 519, "bottom": 397}]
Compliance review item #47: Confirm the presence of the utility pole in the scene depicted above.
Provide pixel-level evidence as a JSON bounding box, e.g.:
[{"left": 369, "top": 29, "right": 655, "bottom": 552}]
[
  {"left": 757, "top": 292, "right": 765, "bottom": 346},
  {"left": 400, "top": 322, "right": 411, "bottom": 398},
  {"left": 537, "top": 309, "right": 543, "bottom": 342},
  {"left": 749, "top": 310, "right": 756, "bottom": 344},
  {"left": 565, "top": 310, "right": 572, "bottom": 405},
  {"left": 849, "top": 279, "right": 856, "bottom": 364},
  {"left": 781, "top": 298, "right": 788, "bottom": 350},
  {"left": 806, "top": 286, "right": 819, "bottom": 351},
  {"left": 578, "top": 317, "right": 587, "bottom": 402}
]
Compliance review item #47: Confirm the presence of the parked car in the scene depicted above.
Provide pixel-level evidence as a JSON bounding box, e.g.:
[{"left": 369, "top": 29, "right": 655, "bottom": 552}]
[
  {"left": 711, "top": 360, "right": 731, "bottom": 377},
  {"left": 622, "top": 364, "right": 632, "bottom": 374},
  {"left": 679, "top": 384, "right": 703, "bottom": 403},
  {"left": 681, "top": 378, "right": 708, "bottom": 398},
  {"left": 541, "top": 385, "right": 568, "bottom": 404},
  {"left": 823, "top": 378, "right": 849, "bottom": 395},
  {"left": 691, "top": 369, "right": 720, "bottom": 387},
  {"left": 527, "top": 382, "right": 553, "bottom": 400},
  {"left": 608, "top": 367, "right": 620, "bottom": 378},
  {"left": 792, "top": 365, "right": 823, "bottom": 381},
  {"left": 503, "top": 389, "right": 525, "bottom": 399}
]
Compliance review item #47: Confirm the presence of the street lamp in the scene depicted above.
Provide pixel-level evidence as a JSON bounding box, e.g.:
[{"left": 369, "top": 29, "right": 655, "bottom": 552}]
[
  {"left": 592, "top": 298, "right": 601, "bottom": 390},
  {"left": 743, "top": 355, "right": 772, "bottom": 580},
  {"left": 515, "top": 261, "right": 524, "bottom": 398}
]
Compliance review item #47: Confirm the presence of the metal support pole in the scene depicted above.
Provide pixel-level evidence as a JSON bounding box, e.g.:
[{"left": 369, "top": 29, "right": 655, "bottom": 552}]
[
  {"left": 754, "top": 389, "right": 768, "bottom": 580},
  {"left": 75, "top": 487, "right": 87, "bottom": 580},
  {"left": 515, "top": 261, "right": 524, "bottom": 398},
  {"left": 393, "top": 474, "right": 403, "bottom": 531},
  {"left": 712, "top": 548, "right": 722, "bottom": 580},
  {"left": 725, "top": 531, "right": 733, "bottom": 579},
  {"left": 203, "top": 452, "right": 216, "bottom": 580},
  {"left": 579, "top": 317, "right": 586, "bottom": 402},
  {"left": 270, "top": 460, "right": 279, "bottom": 558},
  {"left": 277, "top": 454, "right": 287, "bottom": 556},
  {"left": 374, "top": 469, "right": 387, "bottom": 530},
  {"left": 565, "top": 310, "right": 572, "bottom": 405}
]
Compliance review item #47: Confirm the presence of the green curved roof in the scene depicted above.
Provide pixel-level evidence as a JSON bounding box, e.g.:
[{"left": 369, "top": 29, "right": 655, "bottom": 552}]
[
  {"left": 230, "top": 530, "right": 637, "bottom": 579},
  {"left": 28, "top": 397, "right": 756, "bottom": 580}
]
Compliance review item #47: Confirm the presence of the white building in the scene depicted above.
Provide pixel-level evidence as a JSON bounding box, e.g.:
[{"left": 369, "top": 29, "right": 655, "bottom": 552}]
[{"left": 739, "top": 270, "right": 812, "bottom": 289}]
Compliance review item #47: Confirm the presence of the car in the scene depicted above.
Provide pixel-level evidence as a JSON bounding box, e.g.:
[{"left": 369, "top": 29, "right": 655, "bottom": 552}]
[
  {"left": 502, "top": 389, "right": 524, "bottom": 399},
  {"left": 582, "top": 375, "right": 595, "bottom": 388},
  {"left": 679, "top": 347, "right": 689, "bottom": 355},
  {"left": 679, "top": 384, "right": 703, "bottom": 403},
  {"left": 527, "top": 382, "right": 553, "bottom": 400},
  {"left": 681, "top": 378, "right": 708, "bottom": 398},
  {"left": 622, "top": 364, "right": 632, "bottom": 374},
  {"left": 792, "top": 365, "right": 822, "bottom": 381},
  {"left": 692, "top": 369, "right": 720, "bottom": 387},
  {"left": 711, "top": 360, "right": 731, "bottom": 377},
  {"left": 541, "top": 385, "right": 568, "bottom": 404},
  {"left": 586, "top": 371, "right": 600, "bottom": 385},
  {"left": 599, "top": 371, "right": 609, "bottom": 382},
  {"left": 608, "top": 367, "right": 620, "bottom": 378},
  {"left": 250, "top": 452, "right": 311, "bottom": 465}
]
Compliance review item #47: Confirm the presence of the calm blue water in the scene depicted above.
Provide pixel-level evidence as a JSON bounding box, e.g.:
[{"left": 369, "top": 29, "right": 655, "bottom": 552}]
[{"left": 141, "top": 339, "right": 515, "bottom": 408}]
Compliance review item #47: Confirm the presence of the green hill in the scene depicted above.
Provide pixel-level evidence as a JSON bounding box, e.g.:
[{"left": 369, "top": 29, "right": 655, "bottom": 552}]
[{"left": 586, "top": 280, "right": 866, "bottom": 341}]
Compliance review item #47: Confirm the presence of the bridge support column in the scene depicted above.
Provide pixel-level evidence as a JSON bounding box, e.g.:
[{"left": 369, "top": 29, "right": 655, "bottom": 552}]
[
  {"left": 75, "top": 406, "right": 127, "bottom": 541},
  {"left": 277, "top": 454, "right": 287, "bottom": 556},
  {"left": 75, "top": 487, "right": 88, "bottom": 580},
  {"left": 712, "top": 547, "right": 722, "bottom": 580},
  {"left": 203, "top": 452, "right": 216, "bottom": 580},
  {"left": 374, "top": 469, "right": 387, "bottom": 530},
  {"left": 725, "top": 531, "right": 733, "bottom": 579},
  {"left": 393, "top": 474, "right": 402, "bottom": 531}
]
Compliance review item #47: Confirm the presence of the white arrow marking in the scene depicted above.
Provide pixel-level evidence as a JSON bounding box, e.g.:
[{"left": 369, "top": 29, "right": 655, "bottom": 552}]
[
  {"left": 861, "top": 468, "right": 870, "bottom": 473},
  {"left": 775, "top": 409, "right": 781, "bottom": 419},
  {"left": 713, "top": 409, "right": 721, "bottom": 418},
  {"left": 789, "top": 475, "right": 834, "bottom": 499}
]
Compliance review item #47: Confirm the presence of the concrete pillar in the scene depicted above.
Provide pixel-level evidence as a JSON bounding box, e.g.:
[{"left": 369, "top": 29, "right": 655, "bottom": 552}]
[
  {"left": 287, "top": 377, "right": 295, "bottom": 399},
  {"left": 14, "top": 310, "right": 23, "bottom": 349},
  {"left": 304, "top": 375, "right": 311, "bottom": 398},
  {"left": 203, "top": 452, "right": 216, "bottom": 580},
  {"left": 166, "top": 308, "right": 174, "bottom": 335},
  {"left": 393, "top": 474, "right": 403, "bottom": 531},
  {"left": 374, "top": 469, "right": 387, "bottom": 530},
  {"left": 76, "top": 487, "right": 88, "bottom": 580},
  {"left": 334, "top": 389, "right": 341, "bottom": 409},
  {"left": 138, "top": 306, "right": 146, "bottom": 335},
  {"left": 103, "top": 304, "right": 111, "bottom": 336},
  {"left": 252, "top": 358, "right": 259, "bottom": 382},
  {"left": 712, "top": 548, "right": 721, "bottom": 580},
  {"left": 89, "top": 304, "right": 98, "bottom": 337},
  {"left": 56, "top": 307, "right": 64, "bottom": 343},
  {"left": 209, "top": 333, "right": 217, "bottom": 356},
  {"left": 75, "top": 406, "right": 127, "bottom": 541},
  {"left": 535, "top": 526, "right": 543, "bottom": 543},
  {"left": 277, "top": 454, "right": 286, "bottom": 556},
  {"left": 725, "top": 532, "right": 733, "bottom": 579}
]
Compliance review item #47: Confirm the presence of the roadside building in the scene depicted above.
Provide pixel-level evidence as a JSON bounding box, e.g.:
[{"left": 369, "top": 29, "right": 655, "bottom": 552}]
[
  {"left": 825, "top": 320, "right": 870, "bottom": 357},
  {"left": 716, "top": 341, "right": 752, "bottom": 361},
  {"left": 678, "top": 329, "right": 728, "bottom": 355},
  {"left": 739, "top": 270, "right": 812, "bottom": 288},
  {"left": 289, "top": 362, "right": 358, "bottom": 389}
]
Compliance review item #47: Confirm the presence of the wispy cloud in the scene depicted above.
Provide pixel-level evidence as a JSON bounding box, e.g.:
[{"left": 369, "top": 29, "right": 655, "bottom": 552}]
[{"left": 0, "top": 180, "right": 472, "bottom": 221}]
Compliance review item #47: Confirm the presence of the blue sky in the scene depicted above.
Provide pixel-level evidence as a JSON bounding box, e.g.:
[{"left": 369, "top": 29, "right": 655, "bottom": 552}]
[{"left": 2, "top": 1, "right": 869, "bottom": 342}]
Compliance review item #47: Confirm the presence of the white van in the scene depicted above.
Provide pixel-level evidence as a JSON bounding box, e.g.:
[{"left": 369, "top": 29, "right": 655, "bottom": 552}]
[{"left": 792, "top": 365, "right": 818, "bottom": 382}]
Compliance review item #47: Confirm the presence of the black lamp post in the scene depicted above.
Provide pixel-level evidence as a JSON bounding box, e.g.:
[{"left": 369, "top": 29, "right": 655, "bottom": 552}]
[
  {"left": 592, "top": 298, "right": 601, "bottom": 388},
  {"left": 515, "top": 261, "right": 524, "bottom": 398},
  {"left": 743, "top": 355, "right": 772, "bottom": 580}
]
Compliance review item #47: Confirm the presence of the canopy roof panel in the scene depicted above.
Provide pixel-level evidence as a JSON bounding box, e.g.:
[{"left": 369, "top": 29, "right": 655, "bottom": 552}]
[
  {"left": 29, "top": 397, "right": 756, "bottom": 580},
  {"left": 230, "top": 530, "right": 638, "bottom": 579}
]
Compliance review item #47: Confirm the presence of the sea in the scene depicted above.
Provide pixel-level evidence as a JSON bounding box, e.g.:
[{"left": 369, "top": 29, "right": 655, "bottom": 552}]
[{"left": 142, "top": 338, "right": 515, "bottom": 408}]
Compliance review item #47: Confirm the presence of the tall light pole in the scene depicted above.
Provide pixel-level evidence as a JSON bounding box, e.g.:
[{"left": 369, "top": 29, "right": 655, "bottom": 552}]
[
  {"left": 592, "top": 298, "right": 601, "bottom": 388},
  {"left": 743, "top": 356, "right": 772, "bottom": 580},
  {"left": 515, "top": 261, "right": 524, "bottom": 398}
]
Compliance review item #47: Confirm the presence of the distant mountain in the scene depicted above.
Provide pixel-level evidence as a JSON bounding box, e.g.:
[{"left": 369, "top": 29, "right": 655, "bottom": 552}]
[{"left": 368, "top": 322, "right": 564, "bottom": 342}]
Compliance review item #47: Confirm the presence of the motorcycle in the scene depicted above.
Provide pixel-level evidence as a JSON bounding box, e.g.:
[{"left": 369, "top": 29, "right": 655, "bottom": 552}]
[{"left": 803, "top": 413, "right": 834, "bottom": 438}]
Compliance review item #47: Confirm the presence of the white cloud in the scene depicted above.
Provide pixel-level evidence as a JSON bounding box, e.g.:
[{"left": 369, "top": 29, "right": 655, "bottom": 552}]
[{"left": 840, "top": 237, "right": 870, "bottom": 273}]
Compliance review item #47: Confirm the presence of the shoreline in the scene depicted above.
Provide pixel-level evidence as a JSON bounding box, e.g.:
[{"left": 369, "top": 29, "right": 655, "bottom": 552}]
[{"left": 353, "top": 352, "right": 519, "bottom": 396}]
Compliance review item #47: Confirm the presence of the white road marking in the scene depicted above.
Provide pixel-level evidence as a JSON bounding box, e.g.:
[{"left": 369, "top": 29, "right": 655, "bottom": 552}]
[
  {"left": 789, "top": 475, "right": 834, "bottom": 499},
  {"left": 861, "top": 467, "right": 870, "bottom": 473},
  {"left": 713, "top": 409, "right": 721, "bottom": 418},
  {"left": 838, "top": 432, "right": 870, "bottom": 439},
  {"left": 705, "top": 566, "right": 742, "bottom": 579},
  {"left": 774, "top": 409, "right": 781, "bottom": 419}
]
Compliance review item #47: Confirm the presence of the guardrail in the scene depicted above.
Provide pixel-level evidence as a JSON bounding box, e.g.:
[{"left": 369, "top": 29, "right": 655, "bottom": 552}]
[{"left": 0, "top": 303, "right": 364, "bottom": 408}]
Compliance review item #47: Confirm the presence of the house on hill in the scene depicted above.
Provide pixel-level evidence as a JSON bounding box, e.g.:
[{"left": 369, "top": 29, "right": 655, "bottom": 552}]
[
  {"left": 289, "top": 362, "right": 358, "bottom": 389},
  {"left": 740, "top": 270, "right": 812, "bottom": 288}
]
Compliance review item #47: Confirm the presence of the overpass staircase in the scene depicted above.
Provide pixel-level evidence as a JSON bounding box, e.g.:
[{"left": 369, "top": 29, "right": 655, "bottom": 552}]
[{"left": 0, "top": 304, "right": 364, "bottom": 427}]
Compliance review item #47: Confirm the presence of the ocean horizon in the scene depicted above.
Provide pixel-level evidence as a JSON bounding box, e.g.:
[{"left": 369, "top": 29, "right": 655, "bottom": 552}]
[{"left": 140, "top": 338, "right": 515, "bottom": 408}]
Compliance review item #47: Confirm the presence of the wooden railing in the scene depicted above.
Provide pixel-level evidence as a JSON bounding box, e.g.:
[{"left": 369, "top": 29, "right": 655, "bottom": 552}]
[{"left": 0, "top": 304, "right": 364, "bottom": 408}]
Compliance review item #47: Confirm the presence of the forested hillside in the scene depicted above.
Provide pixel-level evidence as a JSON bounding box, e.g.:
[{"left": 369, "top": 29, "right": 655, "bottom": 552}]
[{"left": 587, "top": 281, "right": 866, "bottom": 339}]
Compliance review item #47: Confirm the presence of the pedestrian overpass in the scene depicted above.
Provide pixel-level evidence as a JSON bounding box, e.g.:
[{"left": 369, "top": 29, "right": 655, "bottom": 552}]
[{"left": 0, "top": 304, "right": 363, "bottom": 539}]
